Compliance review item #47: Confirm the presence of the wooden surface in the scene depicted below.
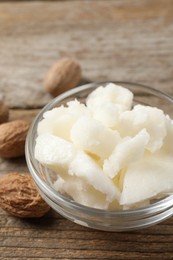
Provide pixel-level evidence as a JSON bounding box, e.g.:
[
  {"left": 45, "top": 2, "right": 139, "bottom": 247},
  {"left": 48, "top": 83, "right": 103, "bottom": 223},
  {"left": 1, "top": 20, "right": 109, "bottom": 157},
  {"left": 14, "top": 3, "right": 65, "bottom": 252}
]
[
  {"left": 0, "top": 0, "right": 173, "bottom": 108},
  {"left": 0, "top": 0, "right": 173, "bottom": 259}
]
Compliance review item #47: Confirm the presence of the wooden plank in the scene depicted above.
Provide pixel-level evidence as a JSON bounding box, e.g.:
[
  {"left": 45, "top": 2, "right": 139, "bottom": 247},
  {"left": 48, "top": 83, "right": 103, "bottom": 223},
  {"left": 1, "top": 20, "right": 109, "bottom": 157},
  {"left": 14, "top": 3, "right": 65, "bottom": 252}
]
[{"left": 0, "top": 0, "right": 173, "bottom": 108}]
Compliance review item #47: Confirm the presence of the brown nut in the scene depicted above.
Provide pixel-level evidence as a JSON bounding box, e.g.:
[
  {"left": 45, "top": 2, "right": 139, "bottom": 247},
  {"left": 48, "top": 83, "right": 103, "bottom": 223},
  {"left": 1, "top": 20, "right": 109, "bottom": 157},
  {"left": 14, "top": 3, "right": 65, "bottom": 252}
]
[
  {"left": 0, "top": 173, "right": 50, "bottom": 218},
  {"left": 0, "top": 100, "right": 9, "bottom": 124},
  {"left": 0, "top": 120, "right": 30, "bottom": 158},
  {"left": 44, "top": 57, "right": 82, "bottom": 96}
]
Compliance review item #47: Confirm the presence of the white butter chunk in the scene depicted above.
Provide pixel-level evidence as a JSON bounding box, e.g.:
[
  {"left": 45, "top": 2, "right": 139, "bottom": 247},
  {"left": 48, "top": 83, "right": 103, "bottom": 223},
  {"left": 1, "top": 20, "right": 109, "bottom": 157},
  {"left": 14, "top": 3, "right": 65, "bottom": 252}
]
[
  {"left": 69, "top": 150, "right": 120, "bottom": 202},
  {"left": 54, "top": 176, "right": 113, "bottom": 209},
  {"left": 71, "top": 116, "right": 120, "bottom": 160},
  {"left": 103, "top": 129, "right": 149, "bottom": 178},
  {"left": 37, "top": 100, "right": 90, "bottom": 141},
  {"left": 90, "top": 102, "right": 121, "bottom": 128},
  {"left": 35, "top": 133, "right": 76, "bottom": 174},
  {"left": 118, "top": 105, "right": 167, "bottom": 152},
  {"left": 86, "top": 83, "right": 133, "bottom": 112},
  {"left": 67, "top": 99, "right": 90, "bottom": 117},
  {"left": 35, "top": 133, "right": 119, "bottom": 203},
  {"left": 120, "top": 154, "right": 173, "bottom": 205}
]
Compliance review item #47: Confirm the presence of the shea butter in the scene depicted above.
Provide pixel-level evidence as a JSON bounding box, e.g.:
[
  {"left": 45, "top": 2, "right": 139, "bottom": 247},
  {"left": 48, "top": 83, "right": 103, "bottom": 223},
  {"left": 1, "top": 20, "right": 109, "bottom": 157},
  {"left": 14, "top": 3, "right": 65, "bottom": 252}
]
[{"left": 35, "top": 83, "right": 173, "bottom": 210}]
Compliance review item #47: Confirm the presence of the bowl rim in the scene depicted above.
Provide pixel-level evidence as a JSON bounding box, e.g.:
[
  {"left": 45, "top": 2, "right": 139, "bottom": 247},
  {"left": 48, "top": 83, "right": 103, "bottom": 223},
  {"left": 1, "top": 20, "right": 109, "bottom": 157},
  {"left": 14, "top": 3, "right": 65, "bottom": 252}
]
[{"left": 25, "top": 81, "right": 173, "bottom": 217}]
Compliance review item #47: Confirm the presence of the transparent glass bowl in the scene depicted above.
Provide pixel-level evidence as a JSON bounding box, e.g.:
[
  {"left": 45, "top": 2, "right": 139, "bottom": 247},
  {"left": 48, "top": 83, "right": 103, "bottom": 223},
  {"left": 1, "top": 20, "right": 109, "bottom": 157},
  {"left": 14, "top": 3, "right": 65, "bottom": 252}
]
[{"left": 25, "top": 81, "right": 173, "bottom": 231}]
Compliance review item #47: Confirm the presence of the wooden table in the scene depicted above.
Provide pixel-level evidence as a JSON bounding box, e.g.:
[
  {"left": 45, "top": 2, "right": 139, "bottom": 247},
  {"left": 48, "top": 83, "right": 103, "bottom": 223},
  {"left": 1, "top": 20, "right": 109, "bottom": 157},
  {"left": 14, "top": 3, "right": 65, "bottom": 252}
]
[{"left": 0, "top": 0, "right": 173, "bottom": 259}]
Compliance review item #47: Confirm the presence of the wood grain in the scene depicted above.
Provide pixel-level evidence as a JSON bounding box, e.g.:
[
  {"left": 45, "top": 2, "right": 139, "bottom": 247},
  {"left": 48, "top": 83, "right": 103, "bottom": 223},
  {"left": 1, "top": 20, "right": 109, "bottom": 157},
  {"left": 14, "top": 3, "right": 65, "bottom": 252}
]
[
  {"left": 0, "top": 1, "right": 173, "bottom": 260},
  {"left": 0, "top": 208, "right": 173, "bottom": 259},
  {"left": 0, "top": 0, "right": 173, "bottom": 108}
]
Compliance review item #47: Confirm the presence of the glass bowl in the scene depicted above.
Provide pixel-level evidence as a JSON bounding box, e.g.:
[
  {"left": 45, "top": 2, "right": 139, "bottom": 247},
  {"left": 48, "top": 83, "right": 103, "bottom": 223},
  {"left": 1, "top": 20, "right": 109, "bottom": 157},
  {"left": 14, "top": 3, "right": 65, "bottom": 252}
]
[{"left": 25, "top": 81, "right": 173, "bottom": 231}]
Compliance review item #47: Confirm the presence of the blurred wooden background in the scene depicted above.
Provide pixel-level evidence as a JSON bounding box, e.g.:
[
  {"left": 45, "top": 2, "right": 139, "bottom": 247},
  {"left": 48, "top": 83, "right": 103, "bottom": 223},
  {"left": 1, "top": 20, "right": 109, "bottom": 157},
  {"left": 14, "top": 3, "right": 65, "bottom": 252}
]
[
  {"left": 0, "top": 0, "right": 173, "bottom": 108},
  {"left": 0, "top": 0, "right": 173, "bottom": 259}
]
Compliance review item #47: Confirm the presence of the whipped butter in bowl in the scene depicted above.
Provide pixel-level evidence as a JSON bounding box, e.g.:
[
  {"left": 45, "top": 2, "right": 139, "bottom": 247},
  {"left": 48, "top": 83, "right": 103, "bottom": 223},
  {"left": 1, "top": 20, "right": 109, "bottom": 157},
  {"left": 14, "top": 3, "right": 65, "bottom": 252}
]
[{"left": 26, "top": 82, "right": 173, "bottom": 231}]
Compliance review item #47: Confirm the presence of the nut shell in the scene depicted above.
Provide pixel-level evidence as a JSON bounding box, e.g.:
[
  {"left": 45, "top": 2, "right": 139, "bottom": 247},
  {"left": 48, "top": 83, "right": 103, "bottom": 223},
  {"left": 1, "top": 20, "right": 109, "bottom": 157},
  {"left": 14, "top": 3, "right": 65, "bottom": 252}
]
[
  {"left": 0, "top": 173, "right": 50, "bottom": 218},
  {"left": 0, "top": 120, "right": 30, "bottom": 158},
  {"left": 44, "top": 57, "right": 82, "bottom": 96},
  {"left": 0, "top": 100, "right": 9, "bottom": 124}
]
